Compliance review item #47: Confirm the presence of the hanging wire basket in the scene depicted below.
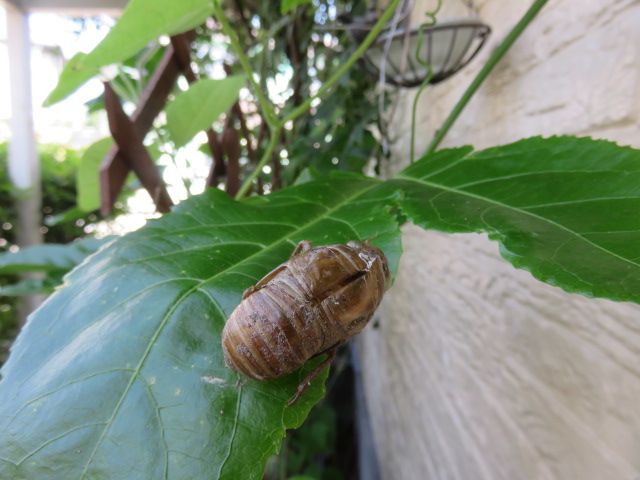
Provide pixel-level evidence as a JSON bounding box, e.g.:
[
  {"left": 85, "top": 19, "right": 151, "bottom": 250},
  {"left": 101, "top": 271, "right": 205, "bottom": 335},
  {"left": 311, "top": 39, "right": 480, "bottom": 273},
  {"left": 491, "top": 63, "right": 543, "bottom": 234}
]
[{"left": 363, "top": 19, "right": 491, "bottom": 88}]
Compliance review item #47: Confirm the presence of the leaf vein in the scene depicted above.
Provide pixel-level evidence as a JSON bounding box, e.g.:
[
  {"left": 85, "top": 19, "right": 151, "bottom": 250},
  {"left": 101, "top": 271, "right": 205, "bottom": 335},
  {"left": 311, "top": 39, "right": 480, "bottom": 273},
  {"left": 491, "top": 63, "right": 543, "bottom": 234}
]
[
  {"left": 77, "top": 182, "right": 381, "bottom": 478},
  {"left": 217, "top": 384, "right": 242, "bottom": 478},
  {"left": 397, "top": 175, "right": 640, "bottom": 270}
]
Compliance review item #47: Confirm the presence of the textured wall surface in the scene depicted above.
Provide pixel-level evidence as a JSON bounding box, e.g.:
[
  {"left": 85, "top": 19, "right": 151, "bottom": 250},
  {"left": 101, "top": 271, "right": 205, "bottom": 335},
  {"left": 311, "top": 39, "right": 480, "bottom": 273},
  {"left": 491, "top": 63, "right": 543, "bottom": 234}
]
[{"left": 360, "top": 1, "right": 640, "bottom": 479}]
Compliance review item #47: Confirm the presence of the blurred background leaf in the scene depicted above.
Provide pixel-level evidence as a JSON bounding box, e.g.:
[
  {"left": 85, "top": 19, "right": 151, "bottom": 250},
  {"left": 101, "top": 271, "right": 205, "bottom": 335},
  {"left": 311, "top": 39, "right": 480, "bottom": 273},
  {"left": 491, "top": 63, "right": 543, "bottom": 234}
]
[
  {"left": 77, "top": 138, "right": 114, "bottom": 212},
  {"left": 166, "top": 76, "right": 245, "bottom": 147}
]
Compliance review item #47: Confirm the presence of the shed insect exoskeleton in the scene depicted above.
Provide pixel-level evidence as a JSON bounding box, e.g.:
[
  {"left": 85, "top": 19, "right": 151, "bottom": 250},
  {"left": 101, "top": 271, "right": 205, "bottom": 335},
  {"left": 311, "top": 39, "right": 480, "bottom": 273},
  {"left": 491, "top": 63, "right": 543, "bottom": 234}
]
[{"left": 221, "top": 240, "right": 391, "bottom": 404}]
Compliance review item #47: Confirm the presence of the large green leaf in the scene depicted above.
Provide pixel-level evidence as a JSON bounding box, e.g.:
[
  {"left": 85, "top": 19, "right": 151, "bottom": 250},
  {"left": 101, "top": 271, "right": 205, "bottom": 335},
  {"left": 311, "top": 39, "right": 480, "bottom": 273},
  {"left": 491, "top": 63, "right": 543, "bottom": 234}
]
[
  {"left": 77, "top": 138, "right": 114, "bottom": 212},
  {"left": 0, "top": 176, "right": 401, "bottom": 479},
  {"left": 43, "top": 53, "right": 100, "bottom": 107},
  {"left": 0, "top": 237, "right": 113, "bottom": 275},
  {"left": 44, "top": 0, "right": 214, "bottom": 106},
  {"left": 389, "top": 136, "right": 640, "bottom": 302},
  {"left": 2, "top": 135, "right": 640, "bottom": 479},
  {"left": 166, "top": 76, "right": 246, "bottom": 148}
]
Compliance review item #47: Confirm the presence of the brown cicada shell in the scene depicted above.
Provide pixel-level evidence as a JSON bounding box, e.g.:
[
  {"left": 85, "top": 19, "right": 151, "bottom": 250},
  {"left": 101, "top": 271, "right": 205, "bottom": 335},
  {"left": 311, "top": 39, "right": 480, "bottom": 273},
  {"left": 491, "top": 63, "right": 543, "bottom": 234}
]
[{"left": 221, "top": 240, "right": 390, "bottom": 403}]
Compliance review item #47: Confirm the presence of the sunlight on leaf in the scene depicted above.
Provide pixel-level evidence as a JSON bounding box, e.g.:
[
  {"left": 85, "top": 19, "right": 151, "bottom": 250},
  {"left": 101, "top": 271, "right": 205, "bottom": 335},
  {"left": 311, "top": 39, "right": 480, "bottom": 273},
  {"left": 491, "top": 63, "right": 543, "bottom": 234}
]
[
  {"left": 43, "top": 53, "right": 99, "bottom": 107},
  {"left": 2, "top": 136, "right": 640, "bottom": 478},
  {"left": 0, "top": 176, "right": 401, "bottom": 479},
  {"left": 390, "top": 136, "right": 640, "bottom": 303},
  {"left": 44, "top": 0, "right": 214, "bottom": 105},
  {"left": 166, "top": 76, "right": 246, "bottom": 148},
  {"left": 77, "top": 138, "right": 114, "bottom": 212}
]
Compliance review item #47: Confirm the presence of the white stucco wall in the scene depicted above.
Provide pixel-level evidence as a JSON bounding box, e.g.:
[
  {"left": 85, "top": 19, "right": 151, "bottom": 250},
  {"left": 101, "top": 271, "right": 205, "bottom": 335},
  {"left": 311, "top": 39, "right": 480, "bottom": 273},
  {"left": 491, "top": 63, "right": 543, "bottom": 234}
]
[{"left": 360, "top": 1, "right": 640, "bottom": 479}]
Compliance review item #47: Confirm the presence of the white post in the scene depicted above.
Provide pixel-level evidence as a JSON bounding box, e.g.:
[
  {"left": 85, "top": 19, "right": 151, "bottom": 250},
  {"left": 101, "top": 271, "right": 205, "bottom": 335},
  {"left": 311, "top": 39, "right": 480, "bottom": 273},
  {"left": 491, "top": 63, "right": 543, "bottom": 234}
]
[{"left": 5, "top": 0, "right": 43, "bottom": 320}]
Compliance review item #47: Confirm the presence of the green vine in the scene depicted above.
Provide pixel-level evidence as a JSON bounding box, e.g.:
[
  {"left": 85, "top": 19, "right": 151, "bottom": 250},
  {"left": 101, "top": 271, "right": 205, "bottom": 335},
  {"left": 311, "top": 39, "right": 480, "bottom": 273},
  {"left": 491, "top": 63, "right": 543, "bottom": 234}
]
[
  {"left": 424, "top": 0, "right": 550, "bottom": 155},
  {"left": 409, "top": 0, "right": 442, "bottom": 163},
  {"left": 214, "top": 0, "right": 404, "bottom": 199},
  {"left": 211, "top": 1, "right": 279, "bottom": 129}
]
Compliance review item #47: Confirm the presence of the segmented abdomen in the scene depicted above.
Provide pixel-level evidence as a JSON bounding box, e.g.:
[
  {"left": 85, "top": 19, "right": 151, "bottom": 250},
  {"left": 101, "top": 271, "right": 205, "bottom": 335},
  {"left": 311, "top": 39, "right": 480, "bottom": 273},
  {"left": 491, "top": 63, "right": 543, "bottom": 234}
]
[
  {"left": 221, "top": 241, "right": 390, "bottom": 381},
  {"left": 222, "top": 276, "right": 330, "bottom": 380}
]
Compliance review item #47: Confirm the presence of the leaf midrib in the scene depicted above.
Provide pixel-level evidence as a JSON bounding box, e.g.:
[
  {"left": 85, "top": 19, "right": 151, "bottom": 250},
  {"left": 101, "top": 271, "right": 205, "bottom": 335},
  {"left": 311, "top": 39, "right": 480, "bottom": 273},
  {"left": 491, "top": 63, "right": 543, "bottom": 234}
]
[
  {"left": 396, "top": 174, "right": 640, "bottom": 271},
  {"left": 78, "top": 180, "right": 381, "bottom": 479}
]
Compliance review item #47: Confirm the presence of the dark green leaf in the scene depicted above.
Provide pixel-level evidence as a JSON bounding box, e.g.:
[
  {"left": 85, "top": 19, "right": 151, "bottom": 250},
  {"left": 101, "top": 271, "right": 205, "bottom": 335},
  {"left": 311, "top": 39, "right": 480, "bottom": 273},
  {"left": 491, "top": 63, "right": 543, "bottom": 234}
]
[
  {"left": 3, "top": 135, "right": 639, "bottom": 479},
  {"left": 390, "top": 136, "right": 640, "bottom": 303},
  {"left": 44, "top": 206, "right": 87, "bottom": 227},
  {"left": 44, "top": 0, "right": 214, "bottom": 105},
  {"left": 0, "top": 278, "right": 58, "bottom": 297},
  {"left": 281, "top": 0, "right": 312, "bottom": 14},
  {"left": 0, "top": 176, "right": 401, "bottom": 479},
  {"left": 77, "top": 138, "right": 114, "bottom": 212},
  {"left": 166, "top": 76, "right": 246, "bottom": 148},
  {"left": 292, "top": 167, "right": 322, "bottom": 185},
  {"left": 0, "top": 237, "right": 113, "bottom": 275},
  {"left": 84, "top": 93, "right": 105, "bottom": 114}
]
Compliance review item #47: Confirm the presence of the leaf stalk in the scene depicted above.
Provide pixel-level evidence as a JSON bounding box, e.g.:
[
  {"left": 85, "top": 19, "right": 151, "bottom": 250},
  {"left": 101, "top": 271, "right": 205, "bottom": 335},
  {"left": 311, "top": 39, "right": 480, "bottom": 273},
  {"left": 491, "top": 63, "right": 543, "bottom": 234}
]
[
  {"left": 212, "top": 1, "right": 279, "bottom": 129},
  {"left": 233, "top": 0, "right": 403, "bottom": 198},
  {"left": 235, "top": 124, "right": 282, "bottom": 199}
]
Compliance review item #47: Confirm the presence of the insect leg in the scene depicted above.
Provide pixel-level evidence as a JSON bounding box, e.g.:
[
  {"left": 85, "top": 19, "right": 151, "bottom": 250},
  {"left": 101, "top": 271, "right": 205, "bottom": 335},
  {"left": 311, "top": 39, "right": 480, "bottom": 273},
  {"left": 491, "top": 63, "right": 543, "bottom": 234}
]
[
  {"left": 242, "top": 264, "right": 288, "bottom": 299},
  {"left": 287, "top": 345, "right": 338, "bottom": 406},
  {"left": 291, "top": 240, "right": 312, "bottom": 257}
]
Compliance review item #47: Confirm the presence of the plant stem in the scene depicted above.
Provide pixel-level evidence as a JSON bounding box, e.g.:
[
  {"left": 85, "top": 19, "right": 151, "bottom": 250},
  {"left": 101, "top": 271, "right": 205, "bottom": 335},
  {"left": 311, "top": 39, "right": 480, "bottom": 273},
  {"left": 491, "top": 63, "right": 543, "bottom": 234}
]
[
  {"left": 282, "top": 0, "right": 403, "bottom": 126},
  {"left": 234, "top": 0, "right": 403, "bottom": 199},
  {"left": 424, "top": 0, "right": 549, "bottom": 156},
  {"left": 409, "top": 1, "right": 441, "bottom": 163},
  {"left": 410, "top": 70, "right": 432, "bottom": 163},
  {"left": 235, "top": 123, "right": 282, "bottom": 199},
  {"left": 116, "top": 67, "right": 140, "bottom": 103},
  {"left": 212, "top": 1, "right": 278, "bottom": 129}
]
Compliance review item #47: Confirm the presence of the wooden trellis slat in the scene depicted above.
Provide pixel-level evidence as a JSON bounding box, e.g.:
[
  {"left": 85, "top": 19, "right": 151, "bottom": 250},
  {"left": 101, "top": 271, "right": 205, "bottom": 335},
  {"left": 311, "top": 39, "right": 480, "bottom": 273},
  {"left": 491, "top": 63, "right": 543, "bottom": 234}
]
[
  {"left": 99, "top": 41, "right": 184, "bottom": 215},
  {"left": 103, "top": 82, "right": 173, "bottom": 213},
  {"left": 99, "top": 29, "right": 257, "bottom": 214}
]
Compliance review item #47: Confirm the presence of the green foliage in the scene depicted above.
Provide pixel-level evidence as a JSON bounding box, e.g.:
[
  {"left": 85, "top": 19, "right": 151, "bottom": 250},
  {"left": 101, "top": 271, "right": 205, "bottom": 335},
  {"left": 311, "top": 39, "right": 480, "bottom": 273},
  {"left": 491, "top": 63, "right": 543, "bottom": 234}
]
[
  {"left": 389, "top": 136, "right": 640, "bottom": 302},
  {"left": 0, "top": 237, "right": 112, "bottom": 275},
  {"left": 286, "top": 72, "right": 383, "bottom": 183},
  {"left": 45, "top": 1, "right": 382, "bottom": 198},
  {"left": 45, "top": 0, "right": 214, "bottom": 105},
  {"left": 12, "top": 1, "right": 622, "bottom": 478},
  {"left": 0, "top": 278, "right": 58, "bottom": 297},
  {"left": 179, "top": 0, "right": 380, "bottom": 192},
  {"left": 0, "top": 275, "right": 19, "bottom": 364},
  {"left": 0, "top": 143, "right": 102, "bottom": 364},
  {"left": 281, "top": 0, "right": 313, "bottom": 14},
  {"left": 264, "top": 351, "right": 356, "bottom": 480},
  {"left": 0, "top": 175, "right": 401, "bottom": 479},
  {"left": 43, "top": 53, "right": 100, "bottom": 107},
  {"left": 0, "top": 143, "right": 96, "bottom": 247},
  {"left": 2, "top": 136, "right": 640, "bottom": 478},
  {"left": 77, "top": 138, "right": 113, "bottom": 212},
  {"left": 166, "top": 76, "right": 246, "bottom": 147}
]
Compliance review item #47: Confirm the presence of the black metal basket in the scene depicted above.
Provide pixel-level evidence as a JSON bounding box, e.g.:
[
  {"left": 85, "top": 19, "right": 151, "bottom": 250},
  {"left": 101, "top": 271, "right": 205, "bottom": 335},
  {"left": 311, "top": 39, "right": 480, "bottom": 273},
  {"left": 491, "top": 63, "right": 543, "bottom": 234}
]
[{"left": 363, "top": 19, "right": 491, "bottom": 88}]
